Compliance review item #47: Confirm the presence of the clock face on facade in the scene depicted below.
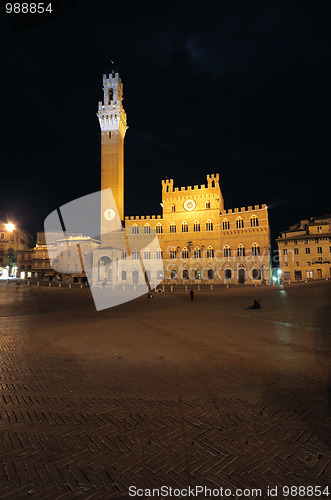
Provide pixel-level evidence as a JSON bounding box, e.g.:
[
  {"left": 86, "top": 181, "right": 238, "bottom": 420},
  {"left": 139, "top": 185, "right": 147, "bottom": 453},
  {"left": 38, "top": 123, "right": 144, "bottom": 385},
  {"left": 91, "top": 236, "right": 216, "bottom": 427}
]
[
  {"left": 104, "top": 208, "right": 116, "bottom": 221},
  {"left": 183, "top": 199, "right": 196, "bottom": 211}
]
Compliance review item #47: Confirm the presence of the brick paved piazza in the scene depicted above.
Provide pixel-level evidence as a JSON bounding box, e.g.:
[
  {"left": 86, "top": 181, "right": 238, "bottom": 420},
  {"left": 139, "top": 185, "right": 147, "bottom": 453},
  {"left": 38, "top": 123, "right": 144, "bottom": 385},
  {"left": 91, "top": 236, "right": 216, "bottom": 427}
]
[{"left": 0, "top": 282, "right": 330, "bottom": 499}]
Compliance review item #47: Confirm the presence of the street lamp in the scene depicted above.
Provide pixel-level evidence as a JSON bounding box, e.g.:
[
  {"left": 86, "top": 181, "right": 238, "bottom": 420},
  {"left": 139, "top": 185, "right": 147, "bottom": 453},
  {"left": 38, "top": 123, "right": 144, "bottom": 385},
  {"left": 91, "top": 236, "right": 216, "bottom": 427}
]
[{"left": 5, "top": 223, "right": 15, "bottom": 232}]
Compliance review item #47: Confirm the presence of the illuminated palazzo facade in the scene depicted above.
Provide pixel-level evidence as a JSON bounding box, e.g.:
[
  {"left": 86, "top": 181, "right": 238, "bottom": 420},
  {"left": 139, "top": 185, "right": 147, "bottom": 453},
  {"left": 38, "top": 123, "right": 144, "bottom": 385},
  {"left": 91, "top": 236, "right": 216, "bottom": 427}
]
[{"left": 94, "top": 71, "right": 271, "bottom": 286}]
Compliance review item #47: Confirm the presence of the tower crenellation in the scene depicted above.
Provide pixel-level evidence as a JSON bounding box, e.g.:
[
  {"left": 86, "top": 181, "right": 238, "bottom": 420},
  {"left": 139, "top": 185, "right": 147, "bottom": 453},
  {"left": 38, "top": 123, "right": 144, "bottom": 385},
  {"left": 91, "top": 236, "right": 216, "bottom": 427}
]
[{"left": 162, "top": 179, "right": 174, "bottom": 193}]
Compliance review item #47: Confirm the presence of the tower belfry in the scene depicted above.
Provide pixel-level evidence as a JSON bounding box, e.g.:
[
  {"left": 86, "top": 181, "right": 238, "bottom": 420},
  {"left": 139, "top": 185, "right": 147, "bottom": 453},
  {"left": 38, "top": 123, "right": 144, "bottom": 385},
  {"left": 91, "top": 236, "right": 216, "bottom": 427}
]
[{"left": 97, "top": 71, "right": 127, "bottom": 235}]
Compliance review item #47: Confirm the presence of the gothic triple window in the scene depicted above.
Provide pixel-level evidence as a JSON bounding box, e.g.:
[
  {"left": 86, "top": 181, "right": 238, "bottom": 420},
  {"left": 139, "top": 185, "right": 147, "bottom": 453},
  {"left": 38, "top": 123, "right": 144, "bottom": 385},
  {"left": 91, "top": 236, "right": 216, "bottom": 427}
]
[
  {"left": 206, "top": 220, "right": 213, "bottom": 231},
  {"left": 182, "top": 248, "right": 189, "bottom": 259},
  {"left": 121, "top": 250, "right": 127, "bottom": 260},
  {"left": 171, "top": 205, "right": 176, "bottom": 212},
  {"left": 237, "top": 244, "right": 245, "bottom": 257},
  {"left": 252, "top": 244, "right": 260, "bottom": 256},
  {"left": 182, "top": 222, "right": 188, "bottom": 232},
  {"left": 236, "top": 218, "right": 244, "bottom": 229},
  {"left": 156, "top": 249, "right": 163, "bottom": 259},
  {"left": 170, "top": 222, "right": 176, "bottom": 233},
  {"left": 206, "top": 201, "right": 210, "bottom": 209},
  {"left": 170, "top": 248, "right": 177, "bottom": 259},
  {"left": 132, "top": 225, "right": 139, "bottom": 235},
  {"left": 132, "top": 249, "right": 139, "bottom": 259},
  {"left": 144, "top": 249, "right": 151, "bottom": 259},
  {"left": 224, "top": 245, "right": 231, "bottom": 258},
  {"left": 194, "top": 247, "right": 201, "bottom": 259},
  {"left": 250, "top": 216, "right": 259, "bottom": 227},
  {"left": 144, "top": 224, "right": 151, "bottom": 234},
  {"left": 156, "top": 223, "right": 163, "bottom": 234},
  {"left": 206, "top": 246, "right": 214, "bottom": 258},
  {"left": 223, "top": 219, "right": 230, "bottom": 230},
  {"left": 194, "top": 221, "right": 200, "bottom": 232}
]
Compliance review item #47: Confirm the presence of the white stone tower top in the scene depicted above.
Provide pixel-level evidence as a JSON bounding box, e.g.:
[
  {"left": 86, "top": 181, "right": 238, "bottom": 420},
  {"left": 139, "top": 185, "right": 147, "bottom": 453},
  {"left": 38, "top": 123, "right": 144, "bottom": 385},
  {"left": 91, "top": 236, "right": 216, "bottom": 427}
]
[{"left": 97, "top": 72, "right": 128, "bottom": 138}]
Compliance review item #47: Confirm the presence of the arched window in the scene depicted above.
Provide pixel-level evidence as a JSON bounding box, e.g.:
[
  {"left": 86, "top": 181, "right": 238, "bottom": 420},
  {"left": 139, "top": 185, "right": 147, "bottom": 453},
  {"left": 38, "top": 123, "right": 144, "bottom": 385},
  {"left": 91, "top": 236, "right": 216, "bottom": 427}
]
[
  {"left": 252, "top": 244, "right": 260, "bottom": 256},
  {"left": 206, "top": 246, "right": 214, "bottom": 258},
  {"left": 251, "top": 216, "right": 259, "bottom": 227},
  {"left": 108, "top": 89, "right": 113, "bottom": 104},
  {"left": 224, "top": 245, "right": 231, "bottom": 258},
  {"left": 182, "top": 222, "right": 188, "bottom": 232},
  {"left": 132, "top": 270, "right": 139, "bottom": 284},
  {"left": 144, "top": 224, "right": 151, "bottom": 234},
  {"left": 156, "top": 249, "right": 163, "bottom": 259},
  {"left": 121, "top": 270, "right": 127, "bottom": 280},
  {"left": 170, "top": 222, "right": 176, "bottom": 233},
  {"left": 170, "top": 248, "right": 177, "bottom": 259},
  {"left": 132, "top": 224, "right": 139, "bottom": 235},
  {"left": 194, "top": 221, "right": 200, "bottom": 232},
  {"left": 207, "top": 269, "right": 214, "bottom": 279},
  {"left": 121, "top": 250, "right": 127, "bottom": 260},
  {"left": 195, "top": 269, "right": 202, "bottom": 279},
  {"left": 183, "top": 269, "right": 189, "bottom": 279},
  {"left": 171, "top": 269, "right": 177, "bottom": 279},
  {"left": 223, "top": 219, "right": 230, "bottom": 230},
  {"left": 224, "top": 268, "right": 232, "bottom": 280},
  {"left": 206, "top": 201, "right": 210, "bottom": 209},
  {"left": 236, "top": 217, "right": 244, "bottom": 229},
  {"left": 166, "top": 185, "right": 169, "bottom": 193},
  {"left": 194, "top": 247, "right": 201, "bottom": 259},
  {"left": 182, "top": 248, "right": 189, "bottom": 259},
  {"left": 133, "top": 249, "right": 139, "bottom": 259},
  {"left": 171, "top": 205, "right": 176, "bottom": 212},
  {"left": 237, "top": 244, "right": 245, "bottom": 257},
  {"left": 156, "top": 223, "right": 163, "bottom": 234},
  {"left": 211, "top": 180, "right": 215, "bottom": 188},
  {"left": 252, "top": 268, "right": 261, "bottom": 279},
  {"left": 206, "top": 220, "right": 213, "bottom": 231},
  {"left": 144, "top": 248, "right": 151, "bottom": 259}
]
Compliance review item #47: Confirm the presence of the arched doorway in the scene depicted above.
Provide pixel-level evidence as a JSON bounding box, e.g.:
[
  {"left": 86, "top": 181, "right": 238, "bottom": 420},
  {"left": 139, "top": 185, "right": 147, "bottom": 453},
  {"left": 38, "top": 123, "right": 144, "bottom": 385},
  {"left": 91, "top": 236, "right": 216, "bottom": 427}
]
[
  {"left": 238, "top": 268, "right": 245, "bottom": 283},
  {"left": 98, "top": 256, "right": 112, "bottom": 282},
  {"left": 132, "top": 270, "right": 139, "bottom": 284}
]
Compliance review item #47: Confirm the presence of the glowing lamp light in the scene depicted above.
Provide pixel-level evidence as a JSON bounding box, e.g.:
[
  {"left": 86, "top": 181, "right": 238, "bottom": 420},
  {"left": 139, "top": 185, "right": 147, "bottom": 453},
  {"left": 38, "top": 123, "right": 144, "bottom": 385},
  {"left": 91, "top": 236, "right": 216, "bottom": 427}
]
[
  {"left": 278, "top": 269, "right": 282, "bottom": 275},
  {"left": 6, "top": 223, "right": 15, "bottom": 232}
]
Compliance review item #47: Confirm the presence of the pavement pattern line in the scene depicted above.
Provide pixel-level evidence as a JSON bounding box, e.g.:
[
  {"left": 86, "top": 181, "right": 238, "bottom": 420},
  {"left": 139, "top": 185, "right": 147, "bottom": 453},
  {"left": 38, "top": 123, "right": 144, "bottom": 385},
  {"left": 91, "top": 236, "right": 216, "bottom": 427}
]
[{"left": 196, "top": 304, "right": 331, "bottom": 335}]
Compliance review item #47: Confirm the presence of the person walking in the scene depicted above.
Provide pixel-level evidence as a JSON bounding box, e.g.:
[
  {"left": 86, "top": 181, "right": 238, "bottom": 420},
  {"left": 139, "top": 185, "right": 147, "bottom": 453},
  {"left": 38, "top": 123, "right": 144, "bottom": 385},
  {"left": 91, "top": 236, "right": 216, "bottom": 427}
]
[{"left": 190, "top": 289, "right": 194, "bottom": 302}]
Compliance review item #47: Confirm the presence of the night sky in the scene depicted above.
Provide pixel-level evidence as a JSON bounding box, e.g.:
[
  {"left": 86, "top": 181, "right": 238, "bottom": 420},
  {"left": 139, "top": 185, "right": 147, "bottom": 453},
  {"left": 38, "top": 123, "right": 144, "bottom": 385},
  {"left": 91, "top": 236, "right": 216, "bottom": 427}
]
[{"left": 1, "top": 0, "right": 330, "bottom": 251}]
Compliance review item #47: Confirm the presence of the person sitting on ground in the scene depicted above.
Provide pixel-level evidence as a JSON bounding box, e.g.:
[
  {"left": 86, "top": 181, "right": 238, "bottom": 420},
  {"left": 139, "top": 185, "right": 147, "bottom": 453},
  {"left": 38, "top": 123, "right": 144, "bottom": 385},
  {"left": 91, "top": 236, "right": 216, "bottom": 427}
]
[{"left": 248, "top": 298, "right": 261, "bottom": 309}]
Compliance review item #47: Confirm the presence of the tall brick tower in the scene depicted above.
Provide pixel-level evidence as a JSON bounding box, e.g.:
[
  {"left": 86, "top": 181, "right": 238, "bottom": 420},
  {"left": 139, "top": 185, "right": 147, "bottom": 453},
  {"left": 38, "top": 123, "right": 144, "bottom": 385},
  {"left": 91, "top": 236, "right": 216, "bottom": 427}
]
[{"left": 97, "top": 70, "right": 128, "bottom": 237}]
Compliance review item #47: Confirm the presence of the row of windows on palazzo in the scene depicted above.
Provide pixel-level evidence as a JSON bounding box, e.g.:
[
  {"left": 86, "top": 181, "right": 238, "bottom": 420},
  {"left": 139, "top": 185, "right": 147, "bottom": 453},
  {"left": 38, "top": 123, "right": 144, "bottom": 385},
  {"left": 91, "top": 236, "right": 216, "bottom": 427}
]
[
  {"left": 120, "top": 244, "right": 261, "bottom": 260},
  {"left": 119, "top": 267, "right": 262, "bottom": 282},
  {"left": 130, "top": 216, "right": 259, "bottom": 234}
]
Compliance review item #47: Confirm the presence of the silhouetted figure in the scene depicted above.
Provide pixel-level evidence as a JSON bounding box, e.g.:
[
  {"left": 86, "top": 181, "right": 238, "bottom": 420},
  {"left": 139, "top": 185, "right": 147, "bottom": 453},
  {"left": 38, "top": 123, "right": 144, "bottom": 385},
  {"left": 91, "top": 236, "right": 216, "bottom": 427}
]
[
  {"left": 190, "top": 289, "right": 194, "bottom": 301},
  {"left": 248, "top": 299, "right": 261, "bottom": 309}
]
